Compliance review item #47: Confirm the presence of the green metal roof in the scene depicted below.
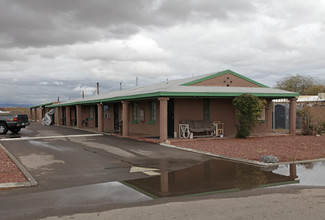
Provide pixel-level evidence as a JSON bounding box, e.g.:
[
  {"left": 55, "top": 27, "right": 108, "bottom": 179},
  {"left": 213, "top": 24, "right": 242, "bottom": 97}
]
[
  {"left": 46, "top": 70, "right": 299, "bottom": 108},
  {"left": 29, "top": 102, "right": 54, "bottom": 109}
]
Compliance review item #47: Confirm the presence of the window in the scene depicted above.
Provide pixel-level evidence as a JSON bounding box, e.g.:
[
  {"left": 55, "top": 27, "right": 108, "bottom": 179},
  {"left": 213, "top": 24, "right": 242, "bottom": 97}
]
[
  {"left": 203, "top": 99, "right": 210, "bottom": 120},
  {"left": 258, "top": 107, "right": 266, "bottom": 122},
  {"left": 104, "top": 105, "right": 110, "bottom": 119},
  {"left": 149, "top": 101, "right": 156, "bottom": 124},
  {"left": 132, "top": 102, "right": 138, "bottom": 123},
  {"left": 89, "top": 106, "right": 93, "bottom": 120}
]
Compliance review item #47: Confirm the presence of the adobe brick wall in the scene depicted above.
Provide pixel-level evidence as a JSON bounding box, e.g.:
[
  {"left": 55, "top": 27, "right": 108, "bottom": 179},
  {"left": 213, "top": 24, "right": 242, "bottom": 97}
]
[
  {"left": 191, "top": 73, "right": 261, "bottom": 87},
  {"left": 310, "top": 105, "right": 325, "bottom": 121}
]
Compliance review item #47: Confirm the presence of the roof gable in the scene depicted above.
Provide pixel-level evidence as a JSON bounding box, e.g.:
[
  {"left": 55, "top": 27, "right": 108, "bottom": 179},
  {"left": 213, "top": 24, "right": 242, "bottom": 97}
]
[{"left": 181, "top": 70, "right": 268, "bottom": 88}]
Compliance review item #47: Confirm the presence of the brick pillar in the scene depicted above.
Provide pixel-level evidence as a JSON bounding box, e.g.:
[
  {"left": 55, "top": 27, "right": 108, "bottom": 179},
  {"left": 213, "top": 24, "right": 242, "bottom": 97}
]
[
  {"left": 76, "top": 105, "right": 82, "bottom": 128},
  {"left": 289, "top": 98, "right": 297, "bottom": 135},
  {"left": 38, "top": 107, "right": 43, "bottom": 124},
  {"left": 122, "top": 101, "right": 129, "bottom": 137},
  {"left": 159, "top": 97, "right": 169, "bottom": 142},
  {"left": 66, "top": 106, "right": 71, "bottom": 126},
  {"left": 29, "top": 108, "right": 33, "bottom": 122},
  {"left": 97, "top": 103, "right": 103, "bottom": 132},
  {"left": 32, "top": 108, "right": 36, "bottom": 122},
  {"left": 55, "top": 107, "right": 59, "bottom": 125},
  {"left": 59, "top": 107, "right": 63, "bottom": 125},
  {"left": 266, "top": 100, "right": 273, "bottom": 129}
]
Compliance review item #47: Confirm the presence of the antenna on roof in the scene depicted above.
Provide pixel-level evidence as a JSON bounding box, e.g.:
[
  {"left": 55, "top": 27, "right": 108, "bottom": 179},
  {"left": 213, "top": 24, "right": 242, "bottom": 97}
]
[
  {"left": 136, "top": 76, "right": 138, "bottom": 87},
  {"left": 97, "top": 82, "right": 99, "bottom": 95},
  {"left": 82, "top": 91, "right": 84, "bottom": 99},
  {"left": 57, "top": 96, "right": 60, "bottom": 102},
  {"left": 120, "top": 81, "right": 123, "bottom": 91}
]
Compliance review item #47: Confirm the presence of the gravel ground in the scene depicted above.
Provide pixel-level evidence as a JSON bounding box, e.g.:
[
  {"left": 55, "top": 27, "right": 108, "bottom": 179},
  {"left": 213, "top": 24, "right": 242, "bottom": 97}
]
[
  {"left": 171, "top": 135, "right": 325, "bottom": 162},
  {"left": 0, "top": 146, "right": 27, "bottom": 184}
]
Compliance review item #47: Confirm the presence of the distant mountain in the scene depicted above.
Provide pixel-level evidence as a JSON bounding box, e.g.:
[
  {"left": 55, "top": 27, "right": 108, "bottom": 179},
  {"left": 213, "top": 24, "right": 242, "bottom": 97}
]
[{"left": 0, "top": 103, "right": 31, "bottom": 108}]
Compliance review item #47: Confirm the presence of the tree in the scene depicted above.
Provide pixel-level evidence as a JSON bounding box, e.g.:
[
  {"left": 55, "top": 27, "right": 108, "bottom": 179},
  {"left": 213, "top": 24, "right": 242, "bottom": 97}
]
[
  {"left": 275, "top": 74, "right": 325, "bottom": 95},
  {"left": 233, "top": 94, "right": 266, "bottom": 138}
]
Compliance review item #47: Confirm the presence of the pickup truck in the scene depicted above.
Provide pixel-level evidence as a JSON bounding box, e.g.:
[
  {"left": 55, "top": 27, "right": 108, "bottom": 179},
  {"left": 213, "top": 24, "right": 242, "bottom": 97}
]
[{"left": 0, "top": 114, "right": 29, "bottom": 134}]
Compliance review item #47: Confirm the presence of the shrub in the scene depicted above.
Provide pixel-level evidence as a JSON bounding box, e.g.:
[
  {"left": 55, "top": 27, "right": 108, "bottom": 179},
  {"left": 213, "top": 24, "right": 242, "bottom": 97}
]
[{"left": 233, "top": 94, "right": 266, "bottom": 138}]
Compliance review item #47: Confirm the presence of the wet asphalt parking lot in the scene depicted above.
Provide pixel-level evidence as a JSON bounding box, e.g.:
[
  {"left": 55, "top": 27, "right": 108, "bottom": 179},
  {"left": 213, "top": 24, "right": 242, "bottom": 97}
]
[
  {"left": 2, "top": 123, "right": 325, "bottom": 220},
  {"left": 0, "top": 123, "right": 211, "bottom": 219},
  {"left": 0, "top": 123, "right": 212, "bottom": 193}
]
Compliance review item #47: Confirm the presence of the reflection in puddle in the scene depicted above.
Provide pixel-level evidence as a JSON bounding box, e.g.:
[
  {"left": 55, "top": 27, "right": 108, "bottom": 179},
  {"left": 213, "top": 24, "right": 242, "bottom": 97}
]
[
  {"left": 274, "top": 161, "right": 325, "bottom": 186},
  {"left": 124, "top": 159, "right": 304, "bottom": 198}
]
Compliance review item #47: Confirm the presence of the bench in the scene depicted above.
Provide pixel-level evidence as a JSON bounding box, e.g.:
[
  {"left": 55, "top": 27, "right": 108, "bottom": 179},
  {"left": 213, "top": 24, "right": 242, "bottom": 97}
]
[{"left": 179, "top": 119, "right": 215, "bottom": 138}]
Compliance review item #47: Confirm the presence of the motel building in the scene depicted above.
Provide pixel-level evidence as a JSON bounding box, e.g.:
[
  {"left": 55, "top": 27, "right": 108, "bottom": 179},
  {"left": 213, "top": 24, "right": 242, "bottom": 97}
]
[{"left": 29, "top": 70, "right": 299, "bottom": 142}]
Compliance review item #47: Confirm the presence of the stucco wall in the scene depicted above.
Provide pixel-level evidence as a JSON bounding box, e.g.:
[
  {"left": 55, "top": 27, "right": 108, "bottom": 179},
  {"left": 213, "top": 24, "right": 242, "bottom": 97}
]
[
  {"left": 80, "top": 106, "right": 94, "bottom": 128},
  {"left": 210, "top": 98, "right": 237, "bottom": 135},
  {"left": 102, "top": 103, "right": 114, "bottom": 132},
  {"left": 102, "top": 103, "right": 121, "bottom": 132},
  {"left": 128, "top": 100, "right": 160, "bottom": 137},
  {"left": 174, "top": 98, "right": 272, "bottom": 137},
  {"left": 174, "top": 98, "right": 237, "bottom": 136},
  {"left": 252, "top": 99, "right": 273, "bottom": 134}
]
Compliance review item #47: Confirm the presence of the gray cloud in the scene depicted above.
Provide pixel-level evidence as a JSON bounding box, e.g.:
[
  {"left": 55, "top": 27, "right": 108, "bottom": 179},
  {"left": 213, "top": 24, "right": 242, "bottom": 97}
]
[{"left": 1, "top": 0, "right": 325, "bottom": 105}]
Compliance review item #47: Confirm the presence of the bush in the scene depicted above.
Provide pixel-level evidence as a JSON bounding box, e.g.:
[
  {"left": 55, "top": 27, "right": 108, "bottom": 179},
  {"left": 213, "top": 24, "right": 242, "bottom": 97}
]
[{"left": 233, "top": 94, "right": 266, "bottom": 138}]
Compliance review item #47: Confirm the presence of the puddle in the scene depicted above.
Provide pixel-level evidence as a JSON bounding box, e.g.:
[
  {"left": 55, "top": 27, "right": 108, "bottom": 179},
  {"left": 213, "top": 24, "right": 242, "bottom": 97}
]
[
  {"left": 124, "top": 159, "right": 325, "bottom": 198},
  {"left": 274, "top": 162, "right": 325, "bottom": 186}
]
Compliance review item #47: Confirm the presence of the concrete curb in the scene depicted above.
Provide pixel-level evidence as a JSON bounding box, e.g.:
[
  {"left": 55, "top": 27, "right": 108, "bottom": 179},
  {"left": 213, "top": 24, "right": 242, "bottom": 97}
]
[
  {"left": 0, "top": 143, "right": 38, "bottom": 189},
  {"left": 160, "top": 143, "right": 270, "bottom": 167},
  {"left": 160, "top": 143, "right": 325, "bottom": 167}
]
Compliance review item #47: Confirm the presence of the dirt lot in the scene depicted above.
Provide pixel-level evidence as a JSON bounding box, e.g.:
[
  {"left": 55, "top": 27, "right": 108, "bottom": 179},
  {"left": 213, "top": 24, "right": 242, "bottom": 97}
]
[{"left": 172, "top": 135, "right": 325, "bottom": 162}]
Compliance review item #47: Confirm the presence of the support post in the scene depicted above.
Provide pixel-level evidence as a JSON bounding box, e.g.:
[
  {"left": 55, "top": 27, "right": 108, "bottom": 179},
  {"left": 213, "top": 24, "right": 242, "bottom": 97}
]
[
  {"left": 38, "top": 107, "right": 43, "bottom": 124},
  {"left": 159, "top": 97, "right": 169, "bottom": 142},
  {"left": 55, "top": 107, "right": 59, "bottom": 125},
  {"left": 289, "top": 98, "right": 297, "bottom": 135},
  {"left": 66, "top": 106, "right": 71, "bottom": 126},
  {"left": 97, "top": 103, "right": 103, "bottom": 132},
  {"left": 122, "top": 101, "right": 129, "bottom": 136},
  {"left": 76, "top": 105, "right": 82, "bottom": 128},
  {"left": 59, "top": 107, "right": 63, "bottom": 125},
  {"left": 32, "top": 108, "right": 36, "bottom": 122},
  {"left": 29, "top": 108, "right": 33, "bottom": 122}
]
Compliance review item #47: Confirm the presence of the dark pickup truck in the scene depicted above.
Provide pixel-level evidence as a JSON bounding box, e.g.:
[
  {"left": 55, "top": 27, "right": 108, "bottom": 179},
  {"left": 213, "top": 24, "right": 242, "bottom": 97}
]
[{"left": 0, "top": 114, "right": 29, "bottom": 134}]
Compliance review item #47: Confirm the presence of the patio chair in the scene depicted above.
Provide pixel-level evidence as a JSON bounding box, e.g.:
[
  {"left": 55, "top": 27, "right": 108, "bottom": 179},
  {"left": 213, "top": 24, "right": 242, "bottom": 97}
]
[{"left": 82, "top": 118, "right": 88, "bottom": 127}]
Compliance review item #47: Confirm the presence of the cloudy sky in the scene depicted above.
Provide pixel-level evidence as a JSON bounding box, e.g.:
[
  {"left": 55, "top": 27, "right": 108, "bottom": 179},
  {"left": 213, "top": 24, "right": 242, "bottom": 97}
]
[{"left": 1, "top": 0, "right": 325, "bottom": 106}]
